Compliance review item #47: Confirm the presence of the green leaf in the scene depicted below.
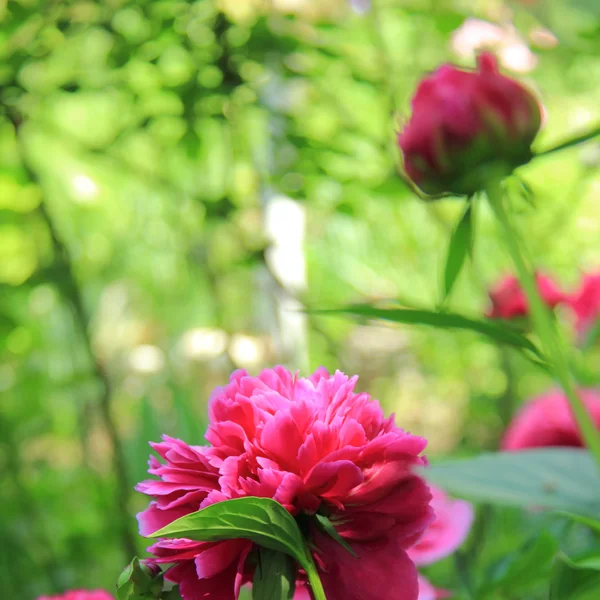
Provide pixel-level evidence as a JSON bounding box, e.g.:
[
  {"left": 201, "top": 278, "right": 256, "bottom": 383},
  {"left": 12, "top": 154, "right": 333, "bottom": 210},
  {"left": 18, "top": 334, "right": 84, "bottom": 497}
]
[
  {"left": 582, "top": 320, "right": 600, "bottom": 351},
  {"left": 535, "top": 125, "right": 600, "bottom": 158},
  {"left": 443, "top": 204, "right": 472, "bottom": 300},
  {"left": 148, "top": 497, "right": 326, "bottom": 600},
  {"left": 252, "top": 549, "right": 296, "bottom": 600},
  {"left": 550, "top": 553, "right": 600, "bottom": 600},
  {"left": 559, "top": 512, "right": 600, "bottom": 534},
  {"left": 314, "top": 514, "right": 357, "bottom": 557},
  {"left": 563, "top": 550, "right": 600, "bottom": 572},
  {"left": 421, "top": 449, "right": 600, "bottom": 518},
  {"left": 148, "top": 497, "right": 309, "bottom": 564},
  {"left": 314, "top": 305, "right": 545, "bottom": 361},
  {"left": 485, "top": 531, "right": 558, "bottom": 594},
  {"left": 117, "top": 557, "right": 163, "bottom": 600}
]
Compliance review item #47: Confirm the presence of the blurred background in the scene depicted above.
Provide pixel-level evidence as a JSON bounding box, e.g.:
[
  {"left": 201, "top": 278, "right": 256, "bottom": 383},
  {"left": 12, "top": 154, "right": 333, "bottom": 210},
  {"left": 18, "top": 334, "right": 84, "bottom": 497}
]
[{"left": 1, "top": 0, "right": 600, "bottom": 597}]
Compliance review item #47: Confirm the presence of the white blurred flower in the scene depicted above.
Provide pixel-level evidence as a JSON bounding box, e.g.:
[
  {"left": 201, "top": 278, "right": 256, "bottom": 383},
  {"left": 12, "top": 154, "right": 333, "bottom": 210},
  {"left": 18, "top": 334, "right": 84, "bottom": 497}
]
[
  {"left": 179, "top": 328, "right": 228, "bottom": 361},
  {"left": 71, "top": 173, "right": 99, "bottom": 204},
  {"left": 451, "top": 18, "right": 538, "bottom": 73},
  {"left": 129, "top": 344, "right": 165, "bottom": 374},
  {"left": 229, "top": 334, "right": 265, "bottom": 369}
]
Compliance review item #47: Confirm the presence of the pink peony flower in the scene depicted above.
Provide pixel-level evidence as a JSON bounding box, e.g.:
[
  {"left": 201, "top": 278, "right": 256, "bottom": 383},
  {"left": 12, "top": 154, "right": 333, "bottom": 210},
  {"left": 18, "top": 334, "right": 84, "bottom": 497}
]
[
  {"left": 486, "top": 273, "right": 564, "bottom": 320},
  {"left": 37, "top": 592, "right": 113, "bottom": 600},
  {"left": 409, "top": 485, "right": 474, "bottom": 566},
  {"left": 137, "top": 367, "right": 434, "bottom": 600},
  {"left": 398, "top": 52, "right": 541, "bottom": 196},
  {"left": 567, "top": 273, "right": 600, "bottom": 339},
  {"left": 502, "top": 389, "right": 600, "bottom": 450}
]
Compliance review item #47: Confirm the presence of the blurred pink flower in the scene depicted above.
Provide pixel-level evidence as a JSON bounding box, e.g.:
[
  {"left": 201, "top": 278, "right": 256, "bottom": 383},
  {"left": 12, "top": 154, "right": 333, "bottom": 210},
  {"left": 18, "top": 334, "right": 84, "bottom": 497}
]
[
  {"left": 398, "top": 53, "right": 542, "bottom": 197},
  {"left": 37, "top": 592, "right": 113, "bottom": 600},
  {"left": 349, "top": 0, "right": 371, "bottom": 13},
  {"left": 567, "top": 273, "right": 600, "bottom": 339},
  {"left": 138, "top": 367, "right": 433, "bottom": 600},
  {"left": 486, "top": 273, "right": 565, "bottom": 320},
  {"left": 502, "top": 389, "right": 600, "bottom": 450},
  {"left": 418, "top": 576, "right": 451, "bottom": 600},
  {"left": 409, "top": 485, "right": 474, "bottom": 566}
]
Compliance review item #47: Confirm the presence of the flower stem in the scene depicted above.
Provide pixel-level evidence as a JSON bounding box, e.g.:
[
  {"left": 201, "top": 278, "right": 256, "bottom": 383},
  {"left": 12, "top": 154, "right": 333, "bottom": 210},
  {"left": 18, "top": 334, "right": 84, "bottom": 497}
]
[
  {"left": 486, "top": 181, "right": 600, "bottom": 468},
  {"left": 305, "top": 561, "right": 327, "bottom": 600}
]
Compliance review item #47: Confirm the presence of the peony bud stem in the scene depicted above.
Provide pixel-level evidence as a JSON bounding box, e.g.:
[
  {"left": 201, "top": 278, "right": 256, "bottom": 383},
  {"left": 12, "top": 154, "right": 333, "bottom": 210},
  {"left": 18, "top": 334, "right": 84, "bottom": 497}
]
[{"left": 486, "top": 180, "right": 600, "bottom": 469}]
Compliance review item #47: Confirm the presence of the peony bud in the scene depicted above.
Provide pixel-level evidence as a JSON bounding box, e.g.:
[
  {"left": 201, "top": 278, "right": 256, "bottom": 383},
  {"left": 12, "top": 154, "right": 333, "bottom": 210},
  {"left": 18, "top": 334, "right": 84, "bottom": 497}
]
[{"left": 399, "top": 53, "right": 542, "bottom": 197}]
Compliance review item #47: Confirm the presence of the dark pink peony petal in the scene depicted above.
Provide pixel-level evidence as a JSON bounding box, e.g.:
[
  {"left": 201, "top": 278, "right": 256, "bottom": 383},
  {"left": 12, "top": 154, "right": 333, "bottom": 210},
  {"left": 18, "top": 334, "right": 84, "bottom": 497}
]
[{"left": 315, "top": 530, "right": 420, "bottom": 600}]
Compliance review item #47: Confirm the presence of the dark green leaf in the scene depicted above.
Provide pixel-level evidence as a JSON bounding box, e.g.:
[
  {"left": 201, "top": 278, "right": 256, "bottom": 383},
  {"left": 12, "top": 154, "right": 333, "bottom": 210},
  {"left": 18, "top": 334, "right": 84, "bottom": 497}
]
[
  {"left": 117, "top": 557, "right": 163, "bottom": 600},
  {"left": 550, "top": 553, "right": 600, "bottom": 600},
  {"left": 314, "top": 305, "right": 545, "bottom": 360},
  {"left": 443, "top": 204, "right": 472, "bottom": 300},
  {"left": 421, "top": 449, "right": 600, "bottom": 518},
  {"left": 314, "top": 514, "right": 357, "bottom": 557},
  {"left": 252, "top": 549, "right": 296, "bottom": 600},
  {"left": 149, "top": 497, "right": 308, "bottom": 562},
  {"left": 149, "top": 498, "right": 327, "bottom": 600}
]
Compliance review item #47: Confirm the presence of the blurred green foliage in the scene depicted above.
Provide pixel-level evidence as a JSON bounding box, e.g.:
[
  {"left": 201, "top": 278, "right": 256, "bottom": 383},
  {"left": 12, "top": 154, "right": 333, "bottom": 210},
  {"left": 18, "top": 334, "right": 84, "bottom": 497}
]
[{"left": 1, "top": 0, "right": 600, "bottom": 598}]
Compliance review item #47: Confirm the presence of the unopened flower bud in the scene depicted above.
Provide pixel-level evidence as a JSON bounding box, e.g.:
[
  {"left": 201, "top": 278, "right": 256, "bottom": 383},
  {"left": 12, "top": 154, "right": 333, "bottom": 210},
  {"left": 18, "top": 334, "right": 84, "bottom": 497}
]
[{"left": 399, "top": 53, "right": 542, "bottom": 197}]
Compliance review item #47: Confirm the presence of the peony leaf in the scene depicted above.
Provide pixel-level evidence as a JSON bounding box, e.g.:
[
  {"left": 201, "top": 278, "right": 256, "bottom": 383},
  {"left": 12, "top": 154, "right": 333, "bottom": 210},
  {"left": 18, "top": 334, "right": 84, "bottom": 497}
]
[
  {"left": 550, "top": 552, "right": 600, "bottom": 600},
  {"left": 148, "top": 497, "right": 326, "bottom": 600},
  {"left": 117, "top": 557, "right": 163, "bottom": 600},
  {"left": 148, "top": 497, "right": 309, "bottom": 563},
  {"left": 314, "top": 514, "right": 357, "bottom": 557},
  {"left": 314, "top": 304, "right": 546, "bottom": 362},
  {"left": 485, "top": 531, "right": 558, "bottom": 595},
  {"left": 562, "top": 550, "right": 600, "bottom": 572},
  {"left": 535, "top": 125, "right": 600, "bottom": 158},
  {"left": 421, "top": 449, "right": 600, "bottom": 518},
  {"left": 252, "top": 549, "right": 296, "bottom": 600},
  {"left": 559, "top": 512, "right": 600, "bottom": 534},
  {"left": 442, "top": 203, "right": 473, "bottom": 301}
]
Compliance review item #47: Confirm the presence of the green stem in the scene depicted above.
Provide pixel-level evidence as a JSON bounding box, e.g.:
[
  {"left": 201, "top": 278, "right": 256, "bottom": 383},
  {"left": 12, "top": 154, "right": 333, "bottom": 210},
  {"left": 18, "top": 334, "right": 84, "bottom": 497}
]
[
  {"left": 486, "top": 181, "right": 600, "bottom": 468},
  {"left": 305, "top": 561, "right": 327, "bottom": 600}
]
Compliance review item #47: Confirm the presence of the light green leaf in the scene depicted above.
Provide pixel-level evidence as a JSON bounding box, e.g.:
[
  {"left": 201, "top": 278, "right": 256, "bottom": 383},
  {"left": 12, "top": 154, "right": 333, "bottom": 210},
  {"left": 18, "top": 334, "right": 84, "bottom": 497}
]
[
  {"left": 562, "top": 550, "right": 600, "bottom": 572},
  {"left": 559, "top": 512, "right": 600, "bottom": 534},
  {"left": 421, "top": 449, "right": 600, "bottom": 518},
  {"left": 252, "top": 549, "right": 296, "bottom": 600},
  {"left": 550, "top": 553, "right": 600, "bottom": 600},
  {"left": 314, "top": 514, "right": 357, "bottom": 557},
  {"left": 582, "top": 320, "right": 600, "bottom": 351},
  {"left": 314, "top": 305, "right": 545, "bottom": 361},
  {"left": 148, "top": 497, "right": 326, "bottom": 600},
  {"left": 443, "top": 204, "right": 472, "bottom": 300}
]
